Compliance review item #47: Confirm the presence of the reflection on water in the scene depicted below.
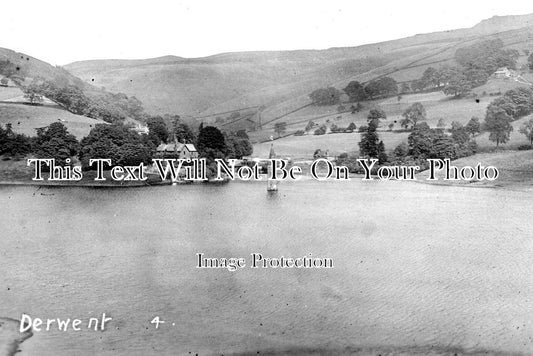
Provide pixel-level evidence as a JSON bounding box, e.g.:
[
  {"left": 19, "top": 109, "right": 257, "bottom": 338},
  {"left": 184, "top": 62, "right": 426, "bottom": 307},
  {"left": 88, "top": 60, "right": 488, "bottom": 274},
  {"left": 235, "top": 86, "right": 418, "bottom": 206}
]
[{"left": 0, "top": 180, "right": 532, "bottom": 355}]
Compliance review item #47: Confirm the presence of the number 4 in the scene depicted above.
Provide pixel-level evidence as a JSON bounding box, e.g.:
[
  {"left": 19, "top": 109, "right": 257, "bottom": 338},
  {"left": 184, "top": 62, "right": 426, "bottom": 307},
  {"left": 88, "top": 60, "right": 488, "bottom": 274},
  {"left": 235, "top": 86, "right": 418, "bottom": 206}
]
[{"left": 151, "top": 316, "right": 165, "bottom": 329}]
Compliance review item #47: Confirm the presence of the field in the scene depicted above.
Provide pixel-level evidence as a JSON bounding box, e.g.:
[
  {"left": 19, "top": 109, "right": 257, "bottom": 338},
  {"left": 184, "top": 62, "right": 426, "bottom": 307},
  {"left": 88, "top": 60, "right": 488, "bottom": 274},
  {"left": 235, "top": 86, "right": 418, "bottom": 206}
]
[
  {"left": 252, "top": 87, "right": 533, "bottom": 160},
  {"left": 0, "top": 86, "right": 24, "bottom": 101},
  {"left": 0, "top": 103, "right": 105, "bottom": 139},
  {"left": 252, "top": 91, "right": 502, "bottom": 158},
  {"left": 253, "top": 131, "right": 408, "bottom": 159}
]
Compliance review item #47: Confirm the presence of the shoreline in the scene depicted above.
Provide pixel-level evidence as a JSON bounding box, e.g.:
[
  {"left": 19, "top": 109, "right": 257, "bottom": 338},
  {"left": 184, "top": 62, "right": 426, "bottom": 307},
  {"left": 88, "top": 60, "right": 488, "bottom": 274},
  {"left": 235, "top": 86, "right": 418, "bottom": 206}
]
[
  {"left": 0, "top": 175, "right": 531, "bottom": 192},
  {"left": 0, "top": 317, "right": 32, "bottom": 356}
]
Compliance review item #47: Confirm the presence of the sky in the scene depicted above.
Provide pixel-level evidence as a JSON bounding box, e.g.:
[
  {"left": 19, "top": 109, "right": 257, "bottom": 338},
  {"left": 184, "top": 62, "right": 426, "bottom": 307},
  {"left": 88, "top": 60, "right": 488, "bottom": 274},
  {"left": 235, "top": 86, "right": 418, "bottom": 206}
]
[{"left": 1, "top": 0, "right": 532, "bottom": 65}]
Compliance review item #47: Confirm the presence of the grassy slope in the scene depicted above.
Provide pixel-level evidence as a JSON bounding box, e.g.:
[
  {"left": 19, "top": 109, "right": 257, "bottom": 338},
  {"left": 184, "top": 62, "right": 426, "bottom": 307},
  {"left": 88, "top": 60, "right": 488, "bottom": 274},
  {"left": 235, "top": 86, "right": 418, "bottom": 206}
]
[
  {"left": 417, "top": 150, "right": 533, "bottom": 188},
  {"left": 0, "top": 47, "right": 88, "bottom": 88},
  {"left": 0, "top": 102, "right": 106, "bottom": 139},
  {"left": 0, "top": 86, "right": 105, "bottom": 139},
  {"left": 64, "top": 14, "right": 533, "bottom": 125},
  {"left": 252, "top": 92, "right": 533, "bottom": 159},
  {"left": 0, "top": 48, "right": 115, "bottom": 139}
]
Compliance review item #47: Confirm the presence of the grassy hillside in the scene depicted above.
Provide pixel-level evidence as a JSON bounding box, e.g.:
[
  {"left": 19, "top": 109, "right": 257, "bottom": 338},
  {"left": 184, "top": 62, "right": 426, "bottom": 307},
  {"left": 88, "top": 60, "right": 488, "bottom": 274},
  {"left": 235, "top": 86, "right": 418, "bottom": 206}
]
[
  {"left": 0, "top": 78, "right": 106, "bottom": 139},
  {"left": 65, "top": 13, "right": 533, "bottom": 126},
  {"left": 0, "top": 47, "right": 88, "bottom": 88},
  {"left": 0, "top": 102, "right": 106, "bottom": 139},
  {"left": 252, "top": 91, "right": 533, "bottom": 159},
  {"left": 417, "top": 150, "right": 533, "bottom": 189}
]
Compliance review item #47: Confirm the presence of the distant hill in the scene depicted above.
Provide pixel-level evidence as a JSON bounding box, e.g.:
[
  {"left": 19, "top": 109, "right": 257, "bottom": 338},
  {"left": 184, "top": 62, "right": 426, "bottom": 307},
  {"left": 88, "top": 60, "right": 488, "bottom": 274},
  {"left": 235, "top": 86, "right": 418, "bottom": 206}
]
[
  {"left": 64, "top": 13, "right": 533, "bottom": 124},
  {"left": 0, "top": 47, "right": 93, "bottom": 89}
]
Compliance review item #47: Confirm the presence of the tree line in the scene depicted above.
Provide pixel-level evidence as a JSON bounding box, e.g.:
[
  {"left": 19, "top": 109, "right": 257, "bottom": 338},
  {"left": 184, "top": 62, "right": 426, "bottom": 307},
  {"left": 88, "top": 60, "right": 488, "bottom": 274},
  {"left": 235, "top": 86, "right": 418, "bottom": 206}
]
[
  {"left": 0, "top": 117, "right": 253, "bottom": 177},
  {"left": 22, "top": 79, "right": 144, "bottom": 124},
  {"left": 411, "top": 39, "right": 519, "bottom": 97},
  {"left": 308, "top": 38, "right": 521, "bottom": 107},
  {"left": 309, "top": 77, "right": 399, "bottom": 106}
]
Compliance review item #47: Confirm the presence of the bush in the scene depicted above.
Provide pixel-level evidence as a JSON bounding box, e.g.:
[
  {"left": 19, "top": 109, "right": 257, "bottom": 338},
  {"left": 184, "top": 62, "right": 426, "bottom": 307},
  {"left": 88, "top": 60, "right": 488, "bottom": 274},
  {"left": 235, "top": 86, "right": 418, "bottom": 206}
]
[
  {"left": 358, "top": 125, "right": 368, "bottom": 133},
  {"left": 314, "top": 125, "right": 327, "bottom": 135},
  {"left": 294, "top": 130, "right": 305, "bottom": 136},
  {"left": 518, "top": 144, "right": 533, "bottom": 151}
]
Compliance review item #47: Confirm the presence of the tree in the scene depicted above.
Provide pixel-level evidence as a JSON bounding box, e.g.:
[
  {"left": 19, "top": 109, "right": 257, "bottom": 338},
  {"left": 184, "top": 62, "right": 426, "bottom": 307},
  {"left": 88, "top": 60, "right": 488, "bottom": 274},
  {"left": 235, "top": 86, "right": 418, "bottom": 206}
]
[
  {"left": 305, "top": 120, "right": 315, "bottom": 133},
  {"left": 421, "top": 67, "right": 440, "bottom": 89},
  {"left": 117, "top": 142, "right": 153, "bottom": 166},
  {"left": 23, "top": 83, "right": 44, "bottom": 104},
  {"left": 33, "top": 122, "right": 80, "bottom": 165},
  {"left": 443, "top": 71, "right": 471, "bottom": 98},
  {"left": 314, "top": 125, "right": 327, "bottom": 135},
  {"left": 465, "top": 117, "right": 481, "bottom": 137},
  {"left": 401, "top": 102, "right": 426, "bottom": 129},
  {"left": 146, "top": 116, "right": 169, "bottom": 145},
  {"left": 0, "top": 78, "right": 8, "bottom": 87},
  {"left": 393, "top": 142, "right": 409, "bottom": 158},
  {"left": 367, "top": 108, "right": 386, "bottom": 124},
  {"left": 225, "top": 132, "right": 253, "bottom": 159},
  {"left": 455, "top": 39, "right": 518, "bottom": 76},
  {"left": 235, "top": 129, "right": 249, "bottom": 139},
  {"left": 0, "top": 124, "right": 32, "bottom": 157},
  {"left": 484, "top": 106, "right": 513, "bottom": 146},
  {"left": 196, "top": 125, "right": 226, "bottom": 159},
  {"left": 400, "top": 83, "right": 411, "bottom": 94},
  {"left": 313, "top": 149, "right": 327, "bottom": 159},
  {"left": 79, "top": 123, "right": 153, "bottom": 168},
  {"left": 498, "top": 87, "right": 533, "bottom": 119},
  {"left": 346, "top": 122, "right": 356, "bottom": 132},
  {"left": 450, "top": 122, "right": 470, "bottom": 146},
  {"left": 407, "top": 123, "right": 434, "bottom": 158},
  {"left": 528, "top": 53, "right": 533, "bottom": 71},
  {"left": 411, "top": 79, "right": 426, "bottom": 92},
  {"left": 364, "top": 77, "right": 398, "bottom": 99},
  {"left": 309, "top": 87, "right": 342, "bottom": 106},
  {"left": 274, "top": 122, "right": 287, "bottom": 137},
  {"left": 432, "top": 133, "right": 457, "bottom": 160},
  {"left": 436, "top": 118, "right": 446, "bottom": 129},
  {"left": 519, "top": 119, "right": 533, "bottom": 144},
  {"left": 171, "top": 117, "right": 195, "bottom": 143},
  {"left": 359, "top": 119, "right": 386, "bottom": 163},
  {"left": 343, "top": 81, "right": 367, "bottom": 102}
]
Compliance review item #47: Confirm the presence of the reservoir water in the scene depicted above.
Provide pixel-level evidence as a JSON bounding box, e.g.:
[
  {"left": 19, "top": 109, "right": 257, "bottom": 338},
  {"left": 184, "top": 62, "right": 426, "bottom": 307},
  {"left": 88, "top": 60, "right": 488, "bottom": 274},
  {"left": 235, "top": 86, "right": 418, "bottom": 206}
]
[{"left": 0, "top": 180, "right": 532, "bottom": 355}]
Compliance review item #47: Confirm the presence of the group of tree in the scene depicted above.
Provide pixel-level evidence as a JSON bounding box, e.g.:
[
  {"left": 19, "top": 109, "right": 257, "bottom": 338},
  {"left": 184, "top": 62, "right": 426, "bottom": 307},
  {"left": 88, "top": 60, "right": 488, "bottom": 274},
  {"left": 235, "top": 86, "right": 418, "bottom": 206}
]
[
  {"left": 332, "top": 100, "right": 485, "bottom": 173},
  {"left": 0, "top": 122, "right": 86, "bottom": 163},
  {"left": 1, "top": 117, "right": 253, "bottom": 176},
  {"left": 33, "top": 122, "right": 81, "bottom": 165},
  {"left": 309, "top": 87, "right": 342, "bottom": 106},
  {"left": 411, "top": 39, "right": 519, "bottom": 98},
  {"left": 22, "top": 79, "right": 145, "bottom": 124},
  {"left": 401, "top": 102, "right": 427, "bottom": 129},
  {"left": 358, "top": 109, "right": 388, "bottom": 164},
  {"left": 343, "top": 77, "right": 398, "bottom": 102},
  {"left": 0, "top": 123, "right": 32, "bottom": 157},
  {"left": 389, "top": 121, "right": 477, "bottom": 167},
  {"left": 78, "top": 124, "right": 154, "bottom": 168},
  {"left": 483, "top": 87, "right": 533, "bottom": 146},
  {"left": 330, "top": 122, "right": 356, "bottom": 133}
]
